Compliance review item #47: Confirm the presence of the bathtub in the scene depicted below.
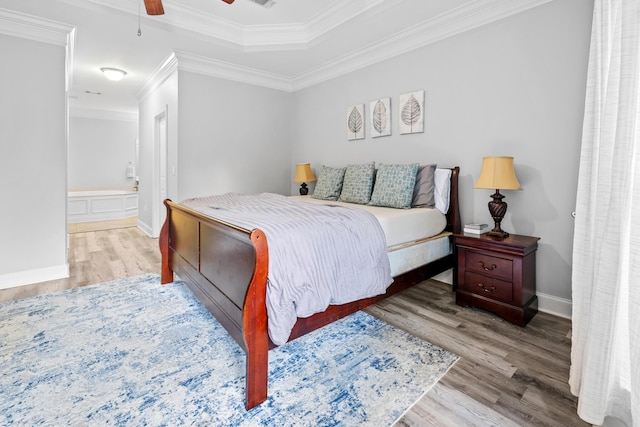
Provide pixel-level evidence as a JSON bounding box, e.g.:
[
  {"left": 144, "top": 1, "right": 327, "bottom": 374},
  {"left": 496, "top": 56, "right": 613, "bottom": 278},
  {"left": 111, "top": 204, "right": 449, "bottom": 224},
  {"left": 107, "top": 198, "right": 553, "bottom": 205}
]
[{"left": 68, "top": 187, "right": 138, "bottom": 223}]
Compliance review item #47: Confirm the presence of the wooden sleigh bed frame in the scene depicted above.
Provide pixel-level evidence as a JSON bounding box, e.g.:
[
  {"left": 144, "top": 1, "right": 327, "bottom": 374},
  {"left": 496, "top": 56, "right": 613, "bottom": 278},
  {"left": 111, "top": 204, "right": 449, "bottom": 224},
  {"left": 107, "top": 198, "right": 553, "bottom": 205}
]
[{"left": 159, "top": 166, "right": 461, "bottom": 410}]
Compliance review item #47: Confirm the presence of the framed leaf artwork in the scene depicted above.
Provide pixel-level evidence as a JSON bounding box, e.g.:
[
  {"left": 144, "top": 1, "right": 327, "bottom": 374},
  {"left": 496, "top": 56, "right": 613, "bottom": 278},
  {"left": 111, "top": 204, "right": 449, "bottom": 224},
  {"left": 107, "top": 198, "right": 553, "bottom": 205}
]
[
  {"left": 346, "top": 104, "right": 365, "bottom": 140},
  {"left": 370, "top": 97, "right": 391, "bottom": 138},
  {"left": 399, "top": 90, "right": 424, "bottom": 134}
]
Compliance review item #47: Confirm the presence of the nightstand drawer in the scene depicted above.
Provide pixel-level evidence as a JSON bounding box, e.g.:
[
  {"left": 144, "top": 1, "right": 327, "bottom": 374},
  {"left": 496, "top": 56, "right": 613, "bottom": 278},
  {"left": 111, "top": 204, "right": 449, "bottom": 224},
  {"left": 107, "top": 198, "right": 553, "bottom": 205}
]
[
  {"left": 463, "top": 271, "right": 513, "bottom": 303},
  {"left": 465, "top": 251, "right": 512, "bottom": 281}
]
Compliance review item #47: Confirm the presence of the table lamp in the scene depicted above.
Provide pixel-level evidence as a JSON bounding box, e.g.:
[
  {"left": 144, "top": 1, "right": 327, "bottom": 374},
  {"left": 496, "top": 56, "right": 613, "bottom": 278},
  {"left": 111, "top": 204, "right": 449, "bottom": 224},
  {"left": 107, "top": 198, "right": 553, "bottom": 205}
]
[
  {"left": 294, "top": 163, "right": 316, "bottom": 195},
  {"left": 474, "top": 156, "right": 520, "bottom": 238}
]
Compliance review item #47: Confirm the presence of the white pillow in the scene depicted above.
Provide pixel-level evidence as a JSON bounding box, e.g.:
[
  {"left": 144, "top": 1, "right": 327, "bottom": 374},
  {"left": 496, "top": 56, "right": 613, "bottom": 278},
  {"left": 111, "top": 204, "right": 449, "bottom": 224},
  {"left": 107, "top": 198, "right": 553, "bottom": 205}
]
[{"left": 434, "top": 168, "right": 452, "bottom": 214}]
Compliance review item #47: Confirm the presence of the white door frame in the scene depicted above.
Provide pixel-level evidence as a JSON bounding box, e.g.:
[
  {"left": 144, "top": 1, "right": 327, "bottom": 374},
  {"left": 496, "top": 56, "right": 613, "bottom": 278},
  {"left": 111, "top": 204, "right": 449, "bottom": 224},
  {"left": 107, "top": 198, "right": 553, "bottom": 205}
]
[{"left": 152, "top": 105, "right": 168, "bottom": 238}]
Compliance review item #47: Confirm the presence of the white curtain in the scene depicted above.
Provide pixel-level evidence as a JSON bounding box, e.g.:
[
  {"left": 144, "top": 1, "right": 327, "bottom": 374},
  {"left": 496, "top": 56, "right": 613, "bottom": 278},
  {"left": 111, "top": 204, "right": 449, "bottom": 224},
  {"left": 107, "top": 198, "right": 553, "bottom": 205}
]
[{"left": 570, "top": 0, "right": 640, "bottom": 426}]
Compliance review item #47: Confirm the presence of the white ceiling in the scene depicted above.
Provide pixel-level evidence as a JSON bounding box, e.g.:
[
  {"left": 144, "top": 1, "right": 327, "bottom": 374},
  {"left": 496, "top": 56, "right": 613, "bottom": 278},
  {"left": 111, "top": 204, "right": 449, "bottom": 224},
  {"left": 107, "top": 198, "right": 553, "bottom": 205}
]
[{"left": 0, "top": 0, "right": 551, "bottom": 117}]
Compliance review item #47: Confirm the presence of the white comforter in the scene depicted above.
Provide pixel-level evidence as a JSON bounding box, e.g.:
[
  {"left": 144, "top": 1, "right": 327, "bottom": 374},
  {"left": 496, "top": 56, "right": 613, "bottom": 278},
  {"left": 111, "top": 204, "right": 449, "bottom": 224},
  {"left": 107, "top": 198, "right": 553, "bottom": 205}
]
[{"left": 182, "top": 193, "right": 393, "bottom": 345}]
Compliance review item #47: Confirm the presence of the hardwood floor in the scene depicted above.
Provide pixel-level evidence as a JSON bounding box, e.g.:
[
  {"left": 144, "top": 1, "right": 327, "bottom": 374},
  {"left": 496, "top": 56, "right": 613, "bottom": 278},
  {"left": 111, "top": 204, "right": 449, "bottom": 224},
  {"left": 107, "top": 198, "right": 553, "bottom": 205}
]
[
  {"left": 375, "top": 284, "right": 587, "bottom": 426},
  {"left": 0, "top": 219, "right": 161, "bottom": 303},
  {"left": 0, "top": 222, "right": 586, "bottom": 426}
]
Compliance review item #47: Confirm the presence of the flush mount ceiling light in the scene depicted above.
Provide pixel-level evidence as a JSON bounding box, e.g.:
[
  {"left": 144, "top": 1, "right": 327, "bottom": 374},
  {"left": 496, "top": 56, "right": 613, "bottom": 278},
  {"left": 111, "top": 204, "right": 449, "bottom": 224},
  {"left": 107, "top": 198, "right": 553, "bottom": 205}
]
[{"left": 100, "top": 67, "right": 127, "bottom": 82}]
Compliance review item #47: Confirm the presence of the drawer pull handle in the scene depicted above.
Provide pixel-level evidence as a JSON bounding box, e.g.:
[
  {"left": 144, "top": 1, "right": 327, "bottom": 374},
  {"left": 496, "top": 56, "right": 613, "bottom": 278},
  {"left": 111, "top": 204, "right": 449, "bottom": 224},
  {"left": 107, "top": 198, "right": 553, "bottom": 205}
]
[
  {"left": 479, "top": 261, "right": 497, "bottom": 271},
  {"left": 478, "top": 283, "right": 496, "bottom": 293}
]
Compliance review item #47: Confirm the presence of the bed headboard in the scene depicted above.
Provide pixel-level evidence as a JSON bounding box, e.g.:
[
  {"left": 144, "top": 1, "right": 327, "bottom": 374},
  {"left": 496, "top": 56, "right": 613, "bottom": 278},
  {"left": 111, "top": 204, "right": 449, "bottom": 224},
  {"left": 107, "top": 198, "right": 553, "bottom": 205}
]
[{"left": 446, "top": 166, "right": 461, "bottom": 234}]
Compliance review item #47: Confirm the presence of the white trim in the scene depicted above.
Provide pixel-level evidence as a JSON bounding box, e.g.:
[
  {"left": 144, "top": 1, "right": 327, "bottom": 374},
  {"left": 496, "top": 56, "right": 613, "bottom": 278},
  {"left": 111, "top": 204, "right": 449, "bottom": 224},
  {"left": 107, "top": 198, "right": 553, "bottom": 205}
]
[
  {"left": 430, "top": 270, "right": 572, "bottom": 319},
  {"left": 137, "top": 218, "right": 154, "bottom": 238},
  {"left": 70, "top": 0, "right": 388, "bottom": 50},
  {"left": 137, "top": 52, "right": 179, "bottom": 103},
  {"left": 173, "top": 50, "right": 292, "bottom": 92},
  {"left": 88, "top": 0, "right": 550, "bottom": 93},
  {"left": 242, "top": 23, "right": 307, "bottom": 51},
  {"left": 151, "top": 105, "right": 169, "bottom": 239},
  {"left": 136, "top": 0, "right": 552, "bottom": 93},
  {"left": 65, "top": 27, "right": 76, "bottom": 90},
  {"left": 161, "top": 1, "right": 243, "bottom": 46},
  {"left": 61, "top": 0, "right": 550, "bottom": 57},
  {"left": 67, "top": 193, "right": 138, "bottom": 224},
  {"left": 138, "top": 50, "right": 292, "bottom": 96},
  {"left": 0, "top": 8, "right": 75, "bottom": 46},
  {"left": 0, "top": 264, "right": 70, "bottom": 290},
  {"left": 433, "top": 269, "right": 453, "bottom": 284},
  {"left": 537, "top": 292, "right": 572, "bottom": 319},
  {"left": 305, "top": 0, "right": 390, "bottom": 42},
  {"left": 291, "top": 0, "right": 553, "bottom": 90},
  {"left": 69, "top": 107, "right": 138, "bottom": 122}
]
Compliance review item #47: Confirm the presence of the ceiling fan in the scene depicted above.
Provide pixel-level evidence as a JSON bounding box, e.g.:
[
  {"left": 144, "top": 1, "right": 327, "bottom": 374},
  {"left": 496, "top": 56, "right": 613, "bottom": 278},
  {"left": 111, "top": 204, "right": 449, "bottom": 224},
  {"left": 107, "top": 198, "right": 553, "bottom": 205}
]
[{"left": 144, "top": 0, "right": 235, "bottom": 16}]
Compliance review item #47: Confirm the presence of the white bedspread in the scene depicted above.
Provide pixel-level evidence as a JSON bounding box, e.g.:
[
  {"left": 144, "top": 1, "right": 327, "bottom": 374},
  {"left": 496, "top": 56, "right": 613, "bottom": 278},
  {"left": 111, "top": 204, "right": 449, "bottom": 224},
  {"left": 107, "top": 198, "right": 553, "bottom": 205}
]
[{"left": 182, "top": 193, "right": 393, "bottom": 345}]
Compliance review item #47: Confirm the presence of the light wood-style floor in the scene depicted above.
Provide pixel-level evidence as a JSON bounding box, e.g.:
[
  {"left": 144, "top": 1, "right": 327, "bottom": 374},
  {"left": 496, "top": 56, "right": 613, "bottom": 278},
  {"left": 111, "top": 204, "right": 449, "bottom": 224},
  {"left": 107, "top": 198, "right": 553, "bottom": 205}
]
[
  {"left": 0, "top": 218, "right": 161, "bottom": 303},
  {"left": 0, "top": 220, "right": 586, "bottom": 426}
]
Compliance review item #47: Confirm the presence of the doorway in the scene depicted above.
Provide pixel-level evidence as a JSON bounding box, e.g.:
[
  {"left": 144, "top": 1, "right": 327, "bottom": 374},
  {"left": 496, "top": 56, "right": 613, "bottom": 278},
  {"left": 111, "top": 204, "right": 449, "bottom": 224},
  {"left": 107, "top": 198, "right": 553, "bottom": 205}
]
[{"left": 153, "top": 106, "right": 168, "bottom": 238}]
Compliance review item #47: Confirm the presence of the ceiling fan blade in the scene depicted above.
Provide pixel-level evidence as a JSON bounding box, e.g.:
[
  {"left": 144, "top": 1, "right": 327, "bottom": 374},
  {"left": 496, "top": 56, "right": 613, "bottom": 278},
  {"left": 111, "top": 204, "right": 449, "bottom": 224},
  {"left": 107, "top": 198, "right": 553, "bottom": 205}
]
[
  {"left": 144, "top": 0, "right": 165, "bottom": 15},
  {"left": 221, "top": 0, "right": 235, "bottom": 4}
]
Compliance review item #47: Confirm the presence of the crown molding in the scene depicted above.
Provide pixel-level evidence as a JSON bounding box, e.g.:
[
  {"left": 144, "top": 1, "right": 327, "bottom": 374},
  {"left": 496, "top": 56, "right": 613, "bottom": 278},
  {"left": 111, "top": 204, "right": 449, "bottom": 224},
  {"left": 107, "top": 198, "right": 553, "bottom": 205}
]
[
  {"left": 71, "top": 0, "right": 402, "bottom": 52},
  {"left": 291, "top": 0, "right": 553, "bottom": 90},
  {"left": 161, "top": 2, "right": 244, "bottom": 46},
  {"left": 0, "top": 8, "right": 75, "bottom": 46},
  {"left": 66, "top": 0, "right": 553, "bottom": 57},
  {"left": 242, "top": 0, "right": 390, "bottom": 50},
  {"left": 304, "top": 0, "right": 391, "bottom": 42},
  {"left": 136, "top": 51, "right": 180, "bottom": 102},
  {"left": 69, "top": 107, "right": 138, "bottom": 122},
  {"left": 172, "top": 50, "right": 292, "bottom": 92},
  {"left": 137, "top": 49, "right": 292, "bottom": 102},
  {"left": 136, "top": 0, "right": 552, "bottom": 95},
  {"left": 242, "top": 23, "right": 307, "bottom": 51}
]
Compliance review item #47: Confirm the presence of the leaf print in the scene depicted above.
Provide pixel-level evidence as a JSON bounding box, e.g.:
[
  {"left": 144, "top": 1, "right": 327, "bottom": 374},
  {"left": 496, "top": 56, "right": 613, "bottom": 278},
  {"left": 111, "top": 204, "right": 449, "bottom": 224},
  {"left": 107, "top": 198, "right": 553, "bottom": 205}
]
[
  {"left": 401, "top": 95, "right": 421, "bottom": 131},
  {"left": 348, "top": 106, "right": 363, "bottom": 136},
  {"left": 372, "top": 100, "right": 387, "bottom": 135}
]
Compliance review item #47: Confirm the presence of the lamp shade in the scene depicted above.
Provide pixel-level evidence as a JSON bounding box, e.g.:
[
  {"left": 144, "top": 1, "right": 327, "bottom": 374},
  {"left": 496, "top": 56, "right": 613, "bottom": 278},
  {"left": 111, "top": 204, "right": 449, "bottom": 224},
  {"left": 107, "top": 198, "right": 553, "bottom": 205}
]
[
  {"left": 474, "top": 156, "right": 520, "bottom": 190},
  {"left": 294, "top": 163, "right": 316, "bottom": 183}
]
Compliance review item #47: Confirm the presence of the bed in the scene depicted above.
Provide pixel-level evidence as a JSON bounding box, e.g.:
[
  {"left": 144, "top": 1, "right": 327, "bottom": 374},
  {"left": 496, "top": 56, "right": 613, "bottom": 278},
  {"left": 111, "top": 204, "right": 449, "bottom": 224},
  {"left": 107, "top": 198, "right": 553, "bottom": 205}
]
[{"left": 159, "top": 166, "right": 461, "bottom": 410}]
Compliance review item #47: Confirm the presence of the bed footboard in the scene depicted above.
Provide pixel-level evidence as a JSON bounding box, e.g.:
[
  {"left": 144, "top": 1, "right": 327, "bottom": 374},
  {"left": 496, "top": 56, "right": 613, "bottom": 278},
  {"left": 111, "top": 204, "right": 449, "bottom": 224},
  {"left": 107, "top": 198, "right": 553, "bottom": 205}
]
[{"left": 159, "top": 200, "right": 269, "bottom": 410}]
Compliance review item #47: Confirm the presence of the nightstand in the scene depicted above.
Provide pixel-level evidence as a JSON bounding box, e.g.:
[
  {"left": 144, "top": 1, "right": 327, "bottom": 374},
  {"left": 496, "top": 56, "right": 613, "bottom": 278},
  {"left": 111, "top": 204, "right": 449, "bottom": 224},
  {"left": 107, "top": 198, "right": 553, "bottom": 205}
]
[{"left": 454, "top": 233, "right": 540, "bottom": 326}]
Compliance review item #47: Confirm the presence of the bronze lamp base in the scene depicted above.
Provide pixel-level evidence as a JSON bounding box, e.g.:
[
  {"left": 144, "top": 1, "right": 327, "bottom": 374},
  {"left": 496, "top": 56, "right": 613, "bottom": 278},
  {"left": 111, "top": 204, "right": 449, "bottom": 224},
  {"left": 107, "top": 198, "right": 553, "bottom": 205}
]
[{"left": 487, "top": 190, "right": 509, "bottom": 238}]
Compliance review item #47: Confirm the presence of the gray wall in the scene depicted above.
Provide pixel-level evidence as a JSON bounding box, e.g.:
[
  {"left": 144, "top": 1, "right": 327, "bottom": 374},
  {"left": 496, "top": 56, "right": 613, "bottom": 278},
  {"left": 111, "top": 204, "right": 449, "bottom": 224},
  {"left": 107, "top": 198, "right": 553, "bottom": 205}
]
[
  {"left": 0, "top": 34, "right": 68, "bottom": 283},
  {"left": 68, "top": 116, "right": 138, "bottom": 188},
  {"left": 291, "top": 0, "right": 593, "bottom": 305},
  {"left": 137, "top": 67, "right": 292, "bottom": 237},
  {"left": 177, "top": 71, "right": 292, "bottom": 200},
  {"left": 138, "top": 70, "right": 179, "bottom": 236}
]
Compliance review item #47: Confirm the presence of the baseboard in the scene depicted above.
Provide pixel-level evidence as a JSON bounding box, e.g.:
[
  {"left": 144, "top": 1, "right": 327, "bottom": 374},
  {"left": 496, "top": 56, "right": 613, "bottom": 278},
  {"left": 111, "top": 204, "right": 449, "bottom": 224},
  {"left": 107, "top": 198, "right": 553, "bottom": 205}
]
[
  {"left": 137, "top": 219, "right": 155, "bottom": 238},
  {"left": 429, "top": 270, "right": 572, "bottom": 320},
  {"left": 432, "top": 268, "right": 453, "bottom": 284},
  {"left": 536, "top": 292, "right": 572, "bottom": 319},
  {"left": 0, "top": 264, "right": 69, "bottom": 289}
]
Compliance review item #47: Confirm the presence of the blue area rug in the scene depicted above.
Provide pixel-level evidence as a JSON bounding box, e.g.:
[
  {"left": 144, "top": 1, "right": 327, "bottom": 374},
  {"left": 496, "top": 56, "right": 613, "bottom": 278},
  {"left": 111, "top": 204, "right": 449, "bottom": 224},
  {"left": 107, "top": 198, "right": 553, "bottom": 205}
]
[{"left": 0, "top": 274, "right": 458, "bottom": 426}]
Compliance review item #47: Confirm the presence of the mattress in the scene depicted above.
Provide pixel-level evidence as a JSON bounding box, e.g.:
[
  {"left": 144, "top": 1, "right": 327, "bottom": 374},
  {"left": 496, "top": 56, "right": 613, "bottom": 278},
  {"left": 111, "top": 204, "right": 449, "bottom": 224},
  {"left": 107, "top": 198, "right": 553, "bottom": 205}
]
[{"left": 291, "top": 196, "right": 447, "bottom": 248}]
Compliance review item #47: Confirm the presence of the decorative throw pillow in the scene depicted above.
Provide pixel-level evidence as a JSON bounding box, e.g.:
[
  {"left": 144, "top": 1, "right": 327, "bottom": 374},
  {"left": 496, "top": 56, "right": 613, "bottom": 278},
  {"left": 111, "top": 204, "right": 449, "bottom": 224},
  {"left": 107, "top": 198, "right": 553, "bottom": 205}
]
[
  {"left": 312, "top": 165, "right": 346, "bottom": 201},
  {"left": 412, "top": 164, "right": 437, "bottom": 208},
  {"left": 338, "top": 161, "right": 376, "bottom": 204},
  {"left": 369, "top": 163, "right": 419, "bottom": 209}
]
